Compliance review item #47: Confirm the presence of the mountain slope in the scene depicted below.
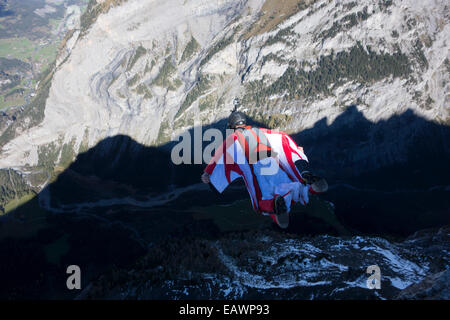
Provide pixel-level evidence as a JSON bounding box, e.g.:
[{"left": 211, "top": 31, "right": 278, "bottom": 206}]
[
  {"left": 78, "top": 225, "right": 450, "bottom": 300},
  {"left": 0, "top": 0, "right": 448, "bottom": 231},
  {"left": 0, "top": 0, "right": 448, "bottom": 177}
]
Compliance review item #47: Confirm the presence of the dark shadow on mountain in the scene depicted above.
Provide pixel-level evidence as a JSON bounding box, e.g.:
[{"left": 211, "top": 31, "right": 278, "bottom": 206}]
[
  {"left": 0, "top": 117, "right": 271, "bottom": 299},
  {"left": 0, "top": 106, "right": 449, "bottom": 299},
  {"left": 290, "top": 105, "right": 450, "bottom": 235}
]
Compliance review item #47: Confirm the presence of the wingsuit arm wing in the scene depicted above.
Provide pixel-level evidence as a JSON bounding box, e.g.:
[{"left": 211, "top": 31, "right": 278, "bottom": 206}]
[
  {"left": 284, "top": 134, "right": 308, "bottom": 163},
  {"left": 204, "top": 134, "right": 245, "bottom": 193},
  {"left": 261, "top": 129, "right": 308, "bottom": 184}
]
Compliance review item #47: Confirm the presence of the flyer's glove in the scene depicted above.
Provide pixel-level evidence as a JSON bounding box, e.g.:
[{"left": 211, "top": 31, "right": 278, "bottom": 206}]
[{"left": 201, "top": 172, "right": 210, "bottom": 184}]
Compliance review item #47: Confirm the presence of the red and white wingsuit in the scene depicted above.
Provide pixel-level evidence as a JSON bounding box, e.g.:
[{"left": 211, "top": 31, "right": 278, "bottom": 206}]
[{"left": 204, "top": 126, "right": 314, "bottom": 226}]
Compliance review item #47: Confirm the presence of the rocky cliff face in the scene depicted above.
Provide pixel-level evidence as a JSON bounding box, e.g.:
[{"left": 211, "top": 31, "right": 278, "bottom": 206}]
[
  {"left": 396, "top": 268, "right": 450, "bottom": 299},
  {"left": 0, "top": 0, "right": 448, "bottom": 300},
  {"left": 0, "top": 0, "right": 448, "bottom": 198},
  {"left": 78, "top": 225, "right": 450, "bottom": 300}
]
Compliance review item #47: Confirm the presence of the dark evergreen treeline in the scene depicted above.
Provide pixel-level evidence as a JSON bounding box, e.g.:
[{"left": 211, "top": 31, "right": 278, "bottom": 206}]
[
  {"left": 176, "top": 76, "right": 211, "bottom": 118},
  {"left": 247, "top": 44, "right": 412, "bottom": 105},
  {"left": 0, "top": 169, "right": 32, "bottom": 213}
]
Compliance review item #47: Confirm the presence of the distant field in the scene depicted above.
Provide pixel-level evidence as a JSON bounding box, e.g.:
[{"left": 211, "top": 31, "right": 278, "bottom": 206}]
[
  {"left": 0, "top": 37, "right": 58, "bottom": 65},
  {"left": 0, "top": 95, "right": 26, "bottom": 110},
  {"left": 0, "top": 37, "right": 35, "bottom": 60},
  {"left": 0, "top": 37, "right": 58, "bottom": 109},
  {"left": 0, "top": 1, "right": 89, "bottom": 110}
]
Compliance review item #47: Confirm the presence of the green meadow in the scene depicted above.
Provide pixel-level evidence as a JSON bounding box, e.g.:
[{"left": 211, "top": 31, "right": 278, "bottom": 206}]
[{"left": 0, "top": 37, "right": 58, "bottom": 63}]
